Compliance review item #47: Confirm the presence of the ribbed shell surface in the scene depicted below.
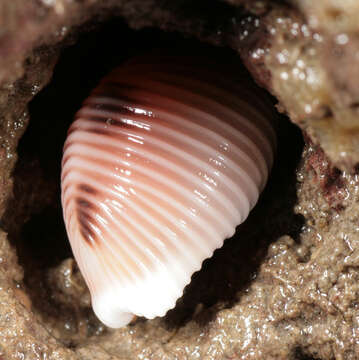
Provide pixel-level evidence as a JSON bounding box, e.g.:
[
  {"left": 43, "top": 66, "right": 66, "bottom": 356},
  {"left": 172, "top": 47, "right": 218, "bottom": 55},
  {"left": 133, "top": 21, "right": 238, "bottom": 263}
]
[{"left": 61, "top": 56, "right": 276, "bottom": 328}]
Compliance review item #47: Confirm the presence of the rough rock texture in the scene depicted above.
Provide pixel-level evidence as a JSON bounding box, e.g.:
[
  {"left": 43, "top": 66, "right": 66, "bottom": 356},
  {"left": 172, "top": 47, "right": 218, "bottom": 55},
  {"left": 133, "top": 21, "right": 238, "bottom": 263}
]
[
  {"left": 0, "top": 0, "right": 359, "bottom": 359},
  {"left": 239, "top": 0, "right": 359, "bottom": 170}
]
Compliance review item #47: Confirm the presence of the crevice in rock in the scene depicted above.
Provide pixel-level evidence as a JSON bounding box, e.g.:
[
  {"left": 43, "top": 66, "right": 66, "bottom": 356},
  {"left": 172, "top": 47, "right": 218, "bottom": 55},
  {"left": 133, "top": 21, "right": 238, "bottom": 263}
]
[
  {"left": 2, "top": 16, "right": 302, "bottom": 346},
  {"left": 293, "top": 347, "right": 320, "bottom": 360}
]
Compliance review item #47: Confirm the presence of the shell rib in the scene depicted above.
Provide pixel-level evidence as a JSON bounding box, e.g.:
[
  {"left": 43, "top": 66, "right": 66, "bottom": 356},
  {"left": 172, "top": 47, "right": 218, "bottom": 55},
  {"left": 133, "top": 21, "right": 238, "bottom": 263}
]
[{"left": 61, "top": 55, "right": 276, "bottom": 328}]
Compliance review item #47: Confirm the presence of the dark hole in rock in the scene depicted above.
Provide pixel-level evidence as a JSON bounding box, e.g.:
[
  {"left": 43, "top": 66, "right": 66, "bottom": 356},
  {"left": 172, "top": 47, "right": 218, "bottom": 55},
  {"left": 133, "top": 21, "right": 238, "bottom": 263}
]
[
  {"left": 2, "top": 15, "right": 304, "bottom": 345},
  {"left": 294, "top": 347, "right": 319, "bottom": 360}
]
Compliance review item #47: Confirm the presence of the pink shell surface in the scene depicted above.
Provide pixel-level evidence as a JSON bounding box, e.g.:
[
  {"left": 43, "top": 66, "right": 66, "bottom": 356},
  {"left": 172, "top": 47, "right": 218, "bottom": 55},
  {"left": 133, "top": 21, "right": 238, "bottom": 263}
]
[{"left": 61, "top": 56, "right": 276, "bottom": 328}]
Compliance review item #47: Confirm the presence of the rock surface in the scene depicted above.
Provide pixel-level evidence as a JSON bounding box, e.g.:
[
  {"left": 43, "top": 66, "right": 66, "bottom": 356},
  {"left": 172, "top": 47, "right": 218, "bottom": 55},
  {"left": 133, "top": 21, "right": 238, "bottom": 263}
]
[{"left": 0, "top": 0, "right": 359, "bottom": 359}]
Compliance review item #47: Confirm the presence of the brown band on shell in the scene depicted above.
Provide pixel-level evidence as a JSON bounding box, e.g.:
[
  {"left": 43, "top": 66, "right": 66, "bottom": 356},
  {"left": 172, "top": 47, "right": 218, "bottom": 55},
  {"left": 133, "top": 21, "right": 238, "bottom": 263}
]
[
  {"left": 76, "top": 114, "right": 138, "bottom": 134},
  {"left": 91, "top": 84, "right": 140, "bottom": 104},
  {"left": 61, "top": 154, "right": 71, "bottom": 168},
  {"left": 76, "top": 197, "right": 93, "bottom": 209},
  {"left": 63, "top": 140, "right": 74, "bottom": 154},
  {"left": 85, "top": 126, "right": 110, "bottom": 136},
  {"left": 78, "top": 183, "right": 97, "bottom": 195},
  {"left": 67, "top": 125, "right": 82, "bottom": 136},
  {"left": 84, "top": 102, "right": 135, "bottom": 116},
  {"left": 91, "top": 83, "right": 173, "bottom": 115},
  {"left": 76, "top": 197, "right": 98, "bottom": 246}
]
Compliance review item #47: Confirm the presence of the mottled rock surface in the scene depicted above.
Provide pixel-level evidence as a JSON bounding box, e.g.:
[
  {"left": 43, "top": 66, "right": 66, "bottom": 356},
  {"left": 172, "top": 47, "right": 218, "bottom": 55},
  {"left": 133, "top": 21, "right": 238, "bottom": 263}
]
[
  {"left": 239, "top": 0, "right": 359, "bottom": 170},
  {"left": 0, "top": 1, "right": 359, "bottom": 359}
]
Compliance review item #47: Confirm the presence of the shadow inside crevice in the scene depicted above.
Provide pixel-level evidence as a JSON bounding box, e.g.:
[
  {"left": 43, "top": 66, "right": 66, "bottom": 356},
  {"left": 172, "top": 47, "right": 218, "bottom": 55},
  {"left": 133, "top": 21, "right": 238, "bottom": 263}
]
[{"left": 293, "top": 347, "right": 320, "bottom": 360}]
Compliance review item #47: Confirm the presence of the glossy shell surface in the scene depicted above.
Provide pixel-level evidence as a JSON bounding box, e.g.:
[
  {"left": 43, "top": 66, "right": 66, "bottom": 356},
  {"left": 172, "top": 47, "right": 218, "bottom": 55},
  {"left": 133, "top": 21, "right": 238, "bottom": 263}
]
[{"left": 61, "top": 56, "right": 276, "bottom": 328}]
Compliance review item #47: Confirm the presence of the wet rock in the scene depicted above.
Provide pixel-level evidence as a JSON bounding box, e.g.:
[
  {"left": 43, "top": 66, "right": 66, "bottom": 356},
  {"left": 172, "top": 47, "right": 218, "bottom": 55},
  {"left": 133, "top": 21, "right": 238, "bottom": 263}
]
[{"left": 1, "top": 0, "right": 359, "bottom": 359}]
